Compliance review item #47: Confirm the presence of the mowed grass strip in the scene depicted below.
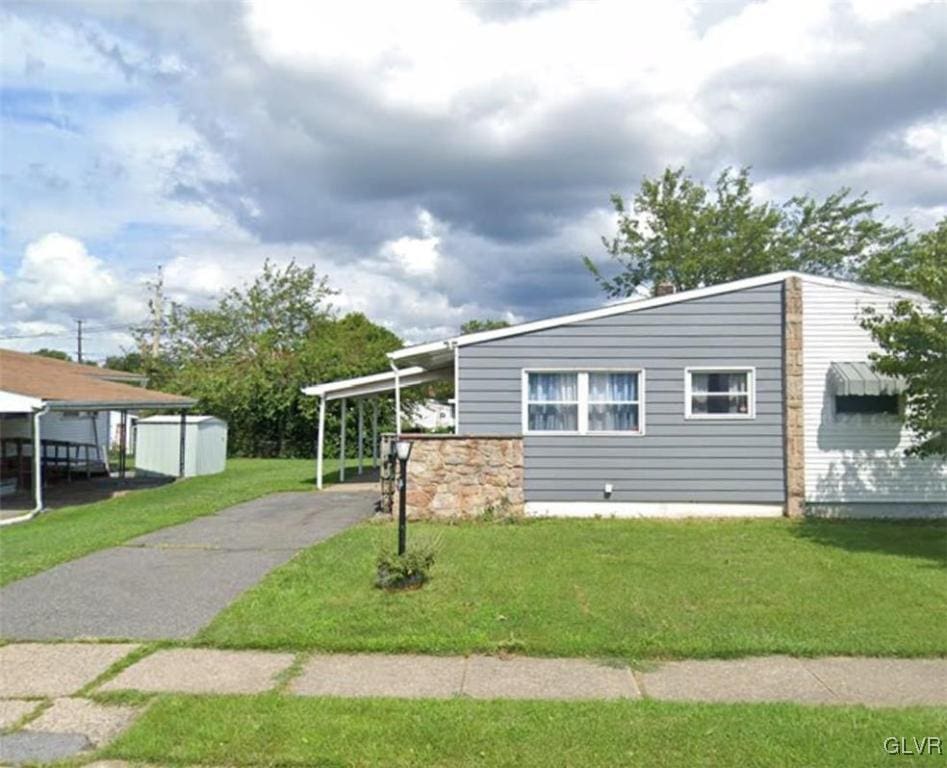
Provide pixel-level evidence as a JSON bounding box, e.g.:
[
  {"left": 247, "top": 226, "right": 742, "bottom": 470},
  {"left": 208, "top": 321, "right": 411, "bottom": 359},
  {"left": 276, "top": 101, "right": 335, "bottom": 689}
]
[
  {"left": 105, "top": 694, "right": 947, "bottom": 768},
  {"left": 0, "top": 458, "right": 349, "bottom": 586},
  {"left": 199, "top": 518, "right": 947, "bottom": 658}
]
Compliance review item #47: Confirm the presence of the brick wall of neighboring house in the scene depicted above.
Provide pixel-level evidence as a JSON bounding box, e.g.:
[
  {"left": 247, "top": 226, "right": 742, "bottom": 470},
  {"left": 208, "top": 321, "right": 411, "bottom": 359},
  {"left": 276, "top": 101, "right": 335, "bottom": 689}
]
[{"left": 398, "top": 434, "right": 524, "bottom": 519}]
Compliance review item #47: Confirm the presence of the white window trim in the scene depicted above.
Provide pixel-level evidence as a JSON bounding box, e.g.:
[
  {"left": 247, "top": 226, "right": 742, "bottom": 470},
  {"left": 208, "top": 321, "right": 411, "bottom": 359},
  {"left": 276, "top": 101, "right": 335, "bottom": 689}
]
[
  {"left": 522, "top": 368, "right": 646, "bottom": 436},
  {"left": 684, "top": 366, "right": 756, "bottom": 420}
]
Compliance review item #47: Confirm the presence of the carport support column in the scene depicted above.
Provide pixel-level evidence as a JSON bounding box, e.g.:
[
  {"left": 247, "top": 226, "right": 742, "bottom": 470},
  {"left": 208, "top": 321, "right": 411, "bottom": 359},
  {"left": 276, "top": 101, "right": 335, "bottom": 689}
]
[
  {"left": 316, "top": 394, "right": 326, "bottom": 490},
  {"left": 391, "top": 362, "right": 402, "bottom": 435},
  {"left": 783, "top": 276, "right": 805, "bottom": 518},
  {"left": 31, "top": 407, "right": 44, "bottom": 512},
  {"left": 178, "top": 409, "right": 187, "bottom": 478},
  {"left": 339, "top": 397, "right": 346, "bottom": 483},
  {"left": 119, "top": 410, "right": 128, "bottom": 480},
  {"left": 371, "top": 399, "right": 379, "bottom": 468},
  {"left": 357, "top": 399, "right": 364, "bottom": 475}
]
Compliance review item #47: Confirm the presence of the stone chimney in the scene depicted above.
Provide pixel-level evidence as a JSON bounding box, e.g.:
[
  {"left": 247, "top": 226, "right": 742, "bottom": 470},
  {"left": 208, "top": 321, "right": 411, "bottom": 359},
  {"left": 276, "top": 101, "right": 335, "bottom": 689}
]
[{"left": 654, "top": 281, "right": 675, "bottom": 297}]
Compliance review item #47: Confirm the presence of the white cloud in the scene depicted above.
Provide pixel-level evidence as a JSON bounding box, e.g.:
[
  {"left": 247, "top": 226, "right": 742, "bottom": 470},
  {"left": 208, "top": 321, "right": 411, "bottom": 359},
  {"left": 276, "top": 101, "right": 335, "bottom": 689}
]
[
  {"left": 849, "top": 0, "right": 929, "bottom": 24},
  {"left": 245, "top": 0, "right": 697, "bottom": 117},
  {"left": 1, "top": 0, "right": 945, "bottom": 360},
  {"left": 18, "top": 233, "right": 119, "bottom": 308},
  {"left": 380, "top": 209, "right": 443, "bottom": 276},
  {"left": 904, "top": 118, "right": 947, "bottom": 166},
  {"left": 4, "top": 233, "right": 145, "bottom": 324},
  {"left": 0, "top": 233, "right": 146, "bottom": 357}
]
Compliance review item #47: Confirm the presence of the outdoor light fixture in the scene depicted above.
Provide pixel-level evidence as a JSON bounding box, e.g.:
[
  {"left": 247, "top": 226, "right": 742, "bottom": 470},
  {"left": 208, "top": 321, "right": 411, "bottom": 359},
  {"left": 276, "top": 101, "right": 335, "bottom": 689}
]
[{"left": 395, "top": 439, "right": 413, "bottom": 555}]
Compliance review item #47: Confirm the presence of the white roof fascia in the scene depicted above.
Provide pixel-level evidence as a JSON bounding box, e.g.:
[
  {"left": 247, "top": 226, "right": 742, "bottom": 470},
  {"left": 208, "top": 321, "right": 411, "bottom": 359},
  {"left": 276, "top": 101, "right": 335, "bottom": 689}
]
[
  {"left": 301, "top": 365, "right": 452, "bottom": 401},
  {"left": 0, "top": 390, "right": 45, "bottom": 414},
  {"left": 386, "top": 271, "right": 927, "bottom": 361},
  {"left": 302, "top": 367, "right": 425, "bottom": 397},
  {"left": 388, "top": 340, "right": 452, "bottom": 362}
]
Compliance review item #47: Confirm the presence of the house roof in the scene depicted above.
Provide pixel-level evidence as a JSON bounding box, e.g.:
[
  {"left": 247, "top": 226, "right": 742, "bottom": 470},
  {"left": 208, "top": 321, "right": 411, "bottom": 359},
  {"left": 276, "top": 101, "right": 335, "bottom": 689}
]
[
  {"left": 0, "top": 348, "right": 196, "bottom": 411},
  {"left": 389, "top": 271, "right": 925, "bottom": 367}
]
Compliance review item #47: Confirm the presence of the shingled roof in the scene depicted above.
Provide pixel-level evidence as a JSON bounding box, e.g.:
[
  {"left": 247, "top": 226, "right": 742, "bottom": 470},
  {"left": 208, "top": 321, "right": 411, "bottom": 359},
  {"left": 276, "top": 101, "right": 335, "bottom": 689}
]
[{"left": 0, "top": 348, "right": 196, "bottom": 410}]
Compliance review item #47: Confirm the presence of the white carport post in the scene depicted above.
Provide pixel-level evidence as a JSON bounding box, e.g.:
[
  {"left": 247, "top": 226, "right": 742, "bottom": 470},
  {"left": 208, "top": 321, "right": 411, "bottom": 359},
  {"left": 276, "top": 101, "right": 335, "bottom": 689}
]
[
  {"left": 339, "top": 397, "right": 347, "bottom": 483},
  {"left": 357, "top": 399, "right": 364, "bottom": 475},
  {"left": 31, "top": 407, "right": 44, "bottom": 512},
  {"left": 390, "top": 361, "right": 402, "bottom": 434},
  {"left": 371, "top": 399, "right": 379, "bottom": 468},
  {"left": 316, "top": 394, "right": 326, "bottom": 490}
]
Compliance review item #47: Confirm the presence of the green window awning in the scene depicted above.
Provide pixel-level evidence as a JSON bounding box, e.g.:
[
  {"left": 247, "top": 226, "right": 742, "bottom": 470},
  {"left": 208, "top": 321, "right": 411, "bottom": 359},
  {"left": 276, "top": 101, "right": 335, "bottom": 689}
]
[{"left": 828, "top": 362, "right": 906, "bottom": 397}]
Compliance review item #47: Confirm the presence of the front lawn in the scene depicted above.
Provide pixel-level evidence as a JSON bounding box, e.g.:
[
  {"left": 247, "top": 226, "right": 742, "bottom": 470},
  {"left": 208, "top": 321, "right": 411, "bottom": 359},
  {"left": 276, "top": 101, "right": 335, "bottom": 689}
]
[
  {"left": 0, "top": 458, "right": 349, "bottom": 586},
  {"left": 105, "top": 694, "right": 947, "bottom": 768},
  {"left": 199, "top": 518, "right": 947, "bottom": 658}
]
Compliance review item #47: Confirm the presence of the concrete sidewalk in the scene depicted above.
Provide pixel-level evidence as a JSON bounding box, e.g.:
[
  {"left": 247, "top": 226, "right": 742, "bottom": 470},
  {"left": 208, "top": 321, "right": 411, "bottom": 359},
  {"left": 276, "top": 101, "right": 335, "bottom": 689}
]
[
  {"left": 3, "top": 643, "right": 945, "bottom": 765},
  {"left": 0, "top": 490, "right": 374, "bottom": 641},
  {"left": 5, "top": 644, "right": 946, "bottom": 707},
  {"left": 97, "top": 648, "right": 946, "bottom": 707}
]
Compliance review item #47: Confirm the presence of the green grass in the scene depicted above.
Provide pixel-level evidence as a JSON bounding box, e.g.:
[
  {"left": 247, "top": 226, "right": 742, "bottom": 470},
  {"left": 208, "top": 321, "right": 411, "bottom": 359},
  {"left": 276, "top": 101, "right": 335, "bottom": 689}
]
[
  {"left": 105, "top": 694, "right": 947, "bottom": 767},
  {"left": 199, "top": 518, "right": 947, "bottom": 658},
  {"left": 0, "top": 457, "right": 351, "bottom": 586}
]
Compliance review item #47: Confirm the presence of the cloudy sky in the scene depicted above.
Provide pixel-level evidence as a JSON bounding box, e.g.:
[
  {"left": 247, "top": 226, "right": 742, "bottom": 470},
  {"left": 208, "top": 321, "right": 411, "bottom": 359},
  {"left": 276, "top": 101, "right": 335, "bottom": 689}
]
[{"left": 1, "top": 0, "right": 945, "bottom": 361}]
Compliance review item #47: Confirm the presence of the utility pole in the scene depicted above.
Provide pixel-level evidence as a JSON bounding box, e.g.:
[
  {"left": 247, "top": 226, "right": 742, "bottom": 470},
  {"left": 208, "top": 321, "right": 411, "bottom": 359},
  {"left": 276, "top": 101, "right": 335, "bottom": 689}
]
[
  {"left": 76, "top": 319, "right": 84, "bottom": 363},
  {"left": 147, "top": 266, "right": 164, "bottom": 358}
]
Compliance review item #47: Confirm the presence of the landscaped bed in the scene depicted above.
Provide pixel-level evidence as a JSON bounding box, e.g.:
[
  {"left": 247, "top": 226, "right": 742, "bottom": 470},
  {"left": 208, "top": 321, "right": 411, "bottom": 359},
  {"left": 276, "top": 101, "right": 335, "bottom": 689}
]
[
  {"left": 198, "top": 517, "right": 947, "bottom": 659},
  {"left": 0, "top": 457, "right": 352, "bottom": 586},
  {"left": 105, "top": 694, "right": 947, "bottom": 768}
]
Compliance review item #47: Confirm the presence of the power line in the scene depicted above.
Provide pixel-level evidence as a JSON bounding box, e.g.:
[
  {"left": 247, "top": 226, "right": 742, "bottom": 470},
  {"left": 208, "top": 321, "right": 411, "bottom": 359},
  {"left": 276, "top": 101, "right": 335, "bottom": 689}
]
[{"left": 0, "top": 324, "right": 132, "bottom": 341}]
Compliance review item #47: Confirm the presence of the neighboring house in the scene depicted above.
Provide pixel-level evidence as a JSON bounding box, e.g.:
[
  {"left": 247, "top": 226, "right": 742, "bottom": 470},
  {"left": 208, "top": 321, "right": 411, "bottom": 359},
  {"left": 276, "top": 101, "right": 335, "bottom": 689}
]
[
  {"left": 411, "top": 399, "right": 455, "bottom": 431},
  {"left": 307, "top": 271, "right": 946, "bottom": 519},
  {"left": 0, "top": 349, "right": 196, "bottom": 516}
]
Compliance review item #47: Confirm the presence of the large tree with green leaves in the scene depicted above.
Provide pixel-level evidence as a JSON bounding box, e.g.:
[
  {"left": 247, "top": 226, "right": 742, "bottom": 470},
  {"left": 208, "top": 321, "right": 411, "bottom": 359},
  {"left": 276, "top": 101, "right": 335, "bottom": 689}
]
[
  {"left": 860, "top": 218, "right": 947, "bottom": 457},
  {"left": 585, "top": 166, "right": 907, "bottom": 297},
  {"left": 156, "top": 260, "right": 402, "bottom": 457}
]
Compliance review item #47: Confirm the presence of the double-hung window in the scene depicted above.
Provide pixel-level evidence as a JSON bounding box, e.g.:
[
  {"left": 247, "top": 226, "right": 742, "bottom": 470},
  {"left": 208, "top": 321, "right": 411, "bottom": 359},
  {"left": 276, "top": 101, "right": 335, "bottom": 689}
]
[
  {"left": 588, "top": 372, "right": 640, "bottom": 432},
  {"left": 526, "top": 372, "right": 579, "bottom": 432},
  {"left": 525, "top": 370, "right": 643, "bottom": 434},
  {"left": 685, "top": 368, "right": 755, "bottom": 419}
]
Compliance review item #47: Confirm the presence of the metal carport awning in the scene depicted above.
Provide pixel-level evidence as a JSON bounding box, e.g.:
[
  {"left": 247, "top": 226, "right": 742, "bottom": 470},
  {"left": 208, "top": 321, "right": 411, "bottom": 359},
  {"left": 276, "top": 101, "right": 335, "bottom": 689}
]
[
  {"left": 302, "top": 364, "right": 453, "bottom": 490},
  {"left": 828, "top": 361, "right": 906, "bottom": 396}
]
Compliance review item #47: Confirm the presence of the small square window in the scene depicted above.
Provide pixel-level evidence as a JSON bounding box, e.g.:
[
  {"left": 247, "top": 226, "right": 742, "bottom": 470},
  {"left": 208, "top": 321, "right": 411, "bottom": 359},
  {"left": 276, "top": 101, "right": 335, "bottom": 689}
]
[{"left": 686, "top": 369, "right": 755, "bottom": 419}]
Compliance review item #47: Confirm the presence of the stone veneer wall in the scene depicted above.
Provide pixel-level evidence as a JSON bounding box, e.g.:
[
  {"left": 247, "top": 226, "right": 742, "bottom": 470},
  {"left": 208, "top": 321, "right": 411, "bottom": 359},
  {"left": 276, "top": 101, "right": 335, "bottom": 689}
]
[
  {"left": 783, "top": 276, "right": 806, "bottom": 517},
  {"left": 400, "top": 435, "right": 524, "bottom": 519}
]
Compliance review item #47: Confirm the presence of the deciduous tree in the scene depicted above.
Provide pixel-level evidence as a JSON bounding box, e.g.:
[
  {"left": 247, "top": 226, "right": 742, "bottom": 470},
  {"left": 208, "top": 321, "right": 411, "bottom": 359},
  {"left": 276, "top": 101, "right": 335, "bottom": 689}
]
[
  {"left": 586, "top": 166, "right": 907, "bottom": 297},
  {"left": 860, "top": 219, "right": 947, "bottom": 457}
]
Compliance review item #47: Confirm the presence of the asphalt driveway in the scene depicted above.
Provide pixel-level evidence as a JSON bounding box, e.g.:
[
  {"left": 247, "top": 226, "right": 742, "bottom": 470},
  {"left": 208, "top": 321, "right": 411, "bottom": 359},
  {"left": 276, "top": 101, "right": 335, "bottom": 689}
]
[{"left": 0, "top": 490, "right": 374, "bottom": 641}]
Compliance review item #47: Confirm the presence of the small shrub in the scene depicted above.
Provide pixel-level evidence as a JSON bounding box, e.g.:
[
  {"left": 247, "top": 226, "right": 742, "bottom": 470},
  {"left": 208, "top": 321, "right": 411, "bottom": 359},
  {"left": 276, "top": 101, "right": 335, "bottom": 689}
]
[{"left": 375, "top": 536, "right": 441, "bottom": 590}]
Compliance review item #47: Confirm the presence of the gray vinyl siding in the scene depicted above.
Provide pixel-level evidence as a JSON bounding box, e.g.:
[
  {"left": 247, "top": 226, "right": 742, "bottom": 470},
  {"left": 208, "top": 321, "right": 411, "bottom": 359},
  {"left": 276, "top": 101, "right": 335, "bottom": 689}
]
[{"left": 457, "top": 283, "right": 785, "bottom": 503}]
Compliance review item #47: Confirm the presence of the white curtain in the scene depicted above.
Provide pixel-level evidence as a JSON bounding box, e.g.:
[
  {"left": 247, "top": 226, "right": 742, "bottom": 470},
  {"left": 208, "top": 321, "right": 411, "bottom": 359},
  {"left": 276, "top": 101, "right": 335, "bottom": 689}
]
[
  {"left": 588, "top": 373, "right": 639, "bottom": 431},
  {"left": 528, "top": 373, "right": 578, "bottom": 431},
  {"left": 589, "top": 372, "right": 637, "bottom": 402},
  {"left": 529, "top": 373, "right": 578, "bottom": 402}
]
